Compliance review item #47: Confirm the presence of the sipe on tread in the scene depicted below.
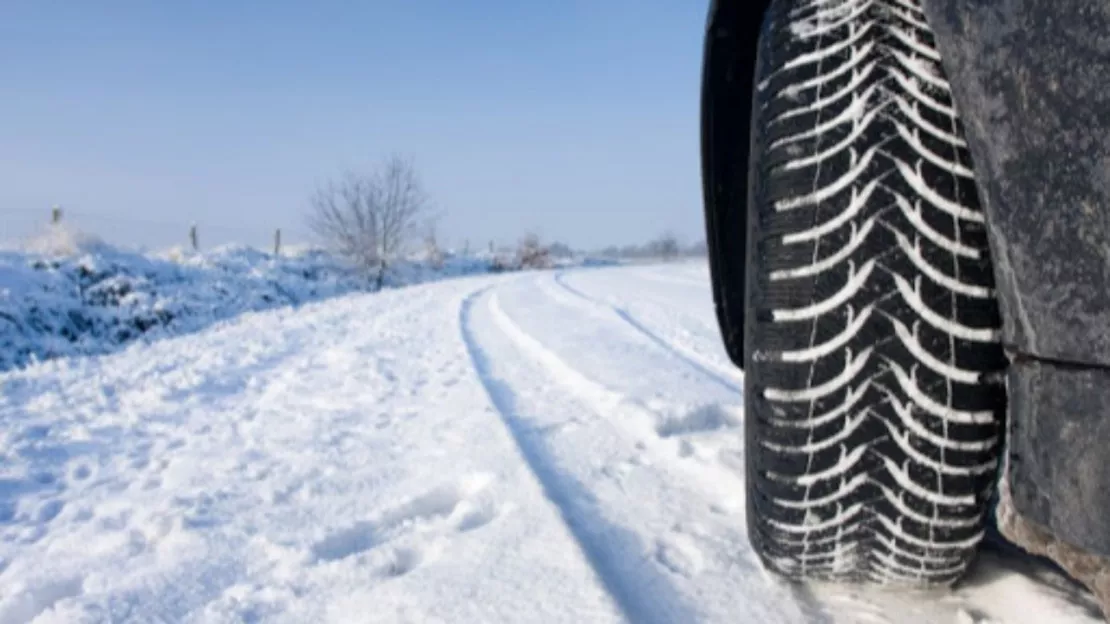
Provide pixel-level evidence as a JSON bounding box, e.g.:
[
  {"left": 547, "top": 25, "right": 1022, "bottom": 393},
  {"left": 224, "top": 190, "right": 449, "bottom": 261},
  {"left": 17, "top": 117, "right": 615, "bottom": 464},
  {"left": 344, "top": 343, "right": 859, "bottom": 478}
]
[{"left": 744, "top": 0, "right": 1007, "bottom": 586}]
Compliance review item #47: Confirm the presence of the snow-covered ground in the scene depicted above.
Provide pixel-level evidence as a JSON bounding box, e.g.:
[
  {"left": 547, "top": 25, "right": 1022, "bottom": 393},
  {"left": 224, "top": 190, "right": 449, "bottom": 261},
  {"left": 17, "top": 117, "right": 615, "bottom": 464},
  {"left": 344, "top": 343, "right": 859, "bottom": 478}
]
[{"left": 0, "top": 262, "right": 1101, "bottom": 623}]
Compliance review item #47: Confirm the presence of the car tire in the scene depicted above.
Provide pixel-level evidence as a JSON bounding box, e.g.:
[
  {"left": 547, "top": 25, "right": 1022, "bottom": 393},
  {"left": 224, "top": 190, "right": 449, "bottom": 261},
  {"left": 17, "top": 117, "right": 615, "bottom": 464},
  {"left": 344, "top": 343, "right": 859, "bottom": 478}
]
[{"left": 743, "top": 0, "right": 1008, "bottom": 586}]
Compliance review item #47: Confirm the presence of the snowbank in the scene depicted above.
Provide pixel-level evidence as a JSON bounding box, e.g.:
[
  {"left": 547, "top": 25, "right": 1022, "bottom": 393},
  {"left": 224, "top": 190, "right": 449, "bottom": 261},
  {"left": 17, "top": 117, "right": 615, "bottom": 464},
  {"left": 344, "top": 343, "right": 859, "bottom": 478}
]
[{"left": 0, "top": 230, "right": 614, "bottom": 373}]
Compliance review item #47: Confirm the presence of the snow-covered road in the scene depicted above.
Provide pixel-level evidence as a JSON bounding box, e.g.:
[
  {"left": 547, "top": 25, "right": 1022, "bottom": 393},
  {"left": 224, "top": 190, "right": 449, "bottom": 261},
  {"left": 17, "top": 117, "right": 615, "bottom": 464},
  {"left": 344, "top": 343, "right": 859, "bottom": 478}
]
[{"left": 0, "top": 263, "right": 1100, "bottom": 623}]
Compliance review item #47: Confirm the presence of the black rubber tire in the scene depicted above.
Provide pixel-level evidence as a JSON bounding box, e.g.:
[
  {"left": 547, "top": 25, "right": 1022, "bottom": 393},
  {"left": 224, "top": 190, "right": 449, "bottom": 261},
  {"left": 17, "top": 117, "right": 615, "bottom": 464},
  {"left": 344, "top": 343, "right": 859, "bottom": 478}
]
[{"left": 744, "top": 0, "right": 1008, "bottom": 586}]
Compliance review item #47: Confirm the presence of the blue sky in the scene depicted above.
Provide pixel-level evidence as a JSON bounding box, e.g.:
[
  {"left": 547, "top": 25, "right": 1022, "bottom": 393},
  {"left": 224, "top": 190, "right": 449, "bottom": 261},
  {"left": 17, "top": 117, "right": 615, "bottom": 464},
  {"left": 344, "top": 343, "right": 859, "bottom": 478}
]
[{"left": 1, "top": 1, "right": 708, "bottom": 251}]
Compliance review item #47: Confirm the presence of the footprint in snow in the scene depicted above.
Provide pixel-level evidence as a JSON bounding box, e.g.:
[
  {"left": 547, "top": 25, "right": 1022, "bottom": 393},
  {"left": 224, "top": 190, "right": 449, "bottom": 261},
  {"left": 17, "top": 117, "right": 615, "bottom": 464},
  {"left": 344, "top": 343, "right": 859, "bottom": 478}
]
[
  {"left": 69, "top": 464, "right": 93, "bottom": 483},
  {"left": 655, "top": 403, "right": 741, "bottom": 439},
  {"left": 454, "top": 503, "right": 498, "bottom": 533},
  {"left": 35, "top": 499, "right": 65, "bottom": 523},
  {"left": 655, "top": 531, "right": 706, "bottom": 578},
  {"left": 383, "top": 546, "right": 425, "bottom": 577},
  {"left": 709, "top": 498, "right": 743, "bottom": 517},
  {"left": 310, "top": 473, "right": 501, "bottom": 575}
]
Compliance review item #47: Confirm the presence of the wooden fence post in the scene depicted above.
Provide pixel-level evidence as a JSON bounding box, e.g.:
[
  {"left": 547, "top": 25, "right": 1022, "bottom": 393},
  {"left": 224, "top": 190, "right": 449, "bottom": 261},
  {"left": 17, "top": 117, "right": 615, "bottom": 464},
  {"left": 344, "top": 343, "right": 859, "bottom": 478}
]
[
  {"left": 189, "top": 224, "right": 198, "bottom": 251},
  {"left": 274, "top": 228, "right": 282, "bottom": 256}
]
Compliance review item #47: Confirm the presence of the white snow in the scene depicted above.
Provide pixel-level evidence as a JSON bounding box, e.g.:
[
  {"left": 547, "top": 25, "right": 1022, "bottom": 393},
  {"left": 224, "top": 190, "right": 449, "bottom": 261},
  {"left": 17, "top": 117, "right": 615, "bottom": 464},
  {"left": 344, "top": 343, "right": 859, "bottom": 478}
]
[
  {"left": 0, "top": 260, "right": 1102, "bottom": 623},
  {"left": 0, "top": 231, "right": 609, "bottom": 374}
]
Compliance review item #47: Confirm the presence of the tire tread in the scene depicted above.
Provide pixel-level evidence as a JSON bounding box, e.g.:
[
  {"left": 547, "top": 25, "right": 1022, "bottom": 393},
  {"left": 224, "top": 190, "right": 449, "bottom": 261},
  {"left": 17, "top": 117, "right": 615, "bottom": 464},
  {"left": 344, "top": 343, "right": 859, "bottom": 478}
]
[{"left": 745, "top": 0, "right": 1007, "bottom": 586}]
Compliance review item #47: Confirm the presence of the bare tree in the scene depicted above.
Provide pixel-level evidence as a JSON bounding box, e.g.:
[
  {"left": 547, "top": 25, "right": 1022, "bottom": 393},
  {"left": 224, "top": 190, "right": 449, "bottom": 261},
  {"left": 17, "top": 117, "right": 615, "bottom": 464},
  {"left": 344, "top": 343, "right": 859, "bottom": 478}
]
[
  {"left": 516, "top": 232, "right": 552, "bottom": 269},
  {"left": 649, "top": 231, "right": 680, "bottom": 261},
  {"left": 307, "top": 155, "right": 432, "bottom": 287}
]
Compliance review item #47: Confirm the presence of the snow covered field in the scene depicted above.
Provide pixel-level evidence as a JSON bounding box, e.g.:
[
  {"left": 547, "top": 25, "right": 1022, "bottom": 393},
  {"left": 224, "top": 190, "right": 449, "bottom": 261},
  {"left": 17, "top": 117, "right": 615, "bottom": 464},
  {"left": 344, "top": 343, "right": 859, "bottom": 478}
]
[{"left": 0, "top": 262, "right": 1101, "bottom": 623}]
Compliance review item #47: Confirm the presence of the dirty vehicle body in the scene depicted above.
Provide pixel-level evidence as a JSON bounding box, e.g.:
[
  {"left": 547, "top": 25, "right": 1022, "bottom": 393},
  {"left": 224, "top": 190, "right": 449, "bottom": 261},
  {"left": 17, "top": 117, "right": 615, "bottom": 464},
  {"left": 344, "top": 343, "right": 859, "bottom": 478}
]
[{"left": 701, "top": 0, "right": 1110, "bottom": 609}]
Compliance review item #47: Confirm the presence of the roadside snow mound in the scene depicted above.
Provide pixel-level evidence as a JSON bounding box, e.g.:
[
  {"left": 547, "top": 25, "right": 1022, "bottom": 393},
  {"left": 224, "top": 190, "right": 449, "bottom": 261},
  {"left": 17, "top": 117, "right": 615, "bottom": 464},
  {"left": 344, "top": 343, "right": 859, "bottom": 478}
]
[
  {"left": 19, "top": 222, "right": 114, "bottom": 256},
  {"left": 0, "top": 244, "right": 362, "bottom": 372},
  {"left": 0, "top": 236, "right": 587, "bottom": 373}
]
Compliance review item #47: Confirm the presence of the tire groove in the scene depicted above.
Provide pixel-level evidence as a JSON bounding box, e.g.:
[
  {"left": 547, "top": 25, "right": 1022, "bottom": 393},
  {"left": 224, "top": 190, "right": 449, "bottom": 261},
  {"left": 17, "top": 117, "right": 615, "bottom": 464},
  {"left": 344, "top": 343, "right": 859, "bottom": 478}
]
[
  {"left": 551, "top": 272, "right": 742, "bottom": 395},
  {"left": 459, "top": 287, "right": 700, "bottom": 624}
]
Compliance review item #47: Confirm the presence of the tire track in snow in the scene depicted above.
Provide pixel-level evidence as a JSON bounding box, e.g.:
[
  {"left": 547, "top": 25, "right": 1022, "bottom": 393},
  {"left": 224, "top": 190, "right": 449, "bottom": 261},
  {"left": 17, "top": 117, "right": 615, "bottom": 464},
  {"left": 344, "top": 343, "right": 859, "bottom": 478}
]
[
  {"left": 486, "top": 287, "right": 745, "bottom": 499},
  {"left": 459, "top": 288, "right": 704, "bottom": 624},
  {"left": 477, "top": 287, "right": 834, "bottom": 623},
  {"left": 552, "top": 271, "right": 742, "bottom": 395},
  {"left": 565, "top": 268, "right": 724, "bottom": 340}
]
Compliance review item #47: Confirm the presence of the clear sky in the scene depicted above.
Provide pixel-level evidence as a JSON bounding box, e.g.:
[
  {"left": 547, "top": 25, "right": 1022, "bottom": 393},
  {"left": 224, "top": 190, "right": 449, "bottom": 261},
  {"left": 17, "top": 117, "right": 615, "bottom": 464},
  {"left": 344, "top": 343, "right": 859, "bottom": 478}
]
[{"left": 1, "top": 1, "right": 709, "bottom": 252}]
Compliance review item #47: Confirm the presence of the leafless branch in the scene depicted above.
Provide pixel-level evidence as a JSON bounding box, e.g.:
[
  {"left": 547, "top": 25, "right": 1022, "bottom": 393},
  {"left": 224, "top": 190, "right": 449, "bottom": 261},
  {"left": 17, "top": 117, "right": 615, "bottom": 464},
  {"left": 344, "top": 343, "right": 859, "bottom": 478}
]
[{"left": 307, "top": 155, "right": 434, "bottom": 286}]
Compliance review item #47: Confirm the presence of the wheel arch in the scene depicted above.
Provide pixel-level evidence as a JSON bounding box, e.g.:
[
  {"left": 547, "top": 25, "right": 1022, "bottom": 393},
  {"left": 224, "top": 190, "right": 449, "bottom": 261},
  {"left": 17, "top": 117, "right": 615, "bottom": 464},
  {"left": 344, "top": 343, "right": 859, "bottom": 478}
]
[{"left": 700, "top": 0, "right": 772, "bottom": 368}]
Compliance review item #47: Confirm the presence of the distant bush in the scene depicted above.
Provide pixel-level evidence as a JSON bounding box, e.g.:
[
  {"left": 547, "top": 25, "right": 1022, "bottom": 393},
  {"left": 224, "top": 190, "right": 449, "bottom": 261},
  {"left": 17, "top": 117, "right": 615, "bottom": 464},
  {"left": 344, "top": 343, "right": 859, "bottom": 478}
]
[
  {"left": 423, "top": 223, "right": 445, "bottom": 270},
  {"left": 487, "top": 252, "right": 516, "bottom": 272},
  {"left": 516, "top": 233, "right": 552, "bottom": 270}
]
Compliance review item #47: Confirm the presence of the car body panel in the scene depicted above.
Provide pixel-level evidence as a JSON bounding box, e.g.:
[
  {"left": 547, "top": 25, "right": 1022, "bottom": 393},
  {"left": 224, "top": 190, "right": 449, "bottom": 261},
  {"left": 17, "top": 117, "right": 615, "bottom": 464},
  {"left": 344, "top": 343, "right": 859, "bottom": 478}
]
[{"left": 922, "top": 0, "right": 1110, "bottom": 369}]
